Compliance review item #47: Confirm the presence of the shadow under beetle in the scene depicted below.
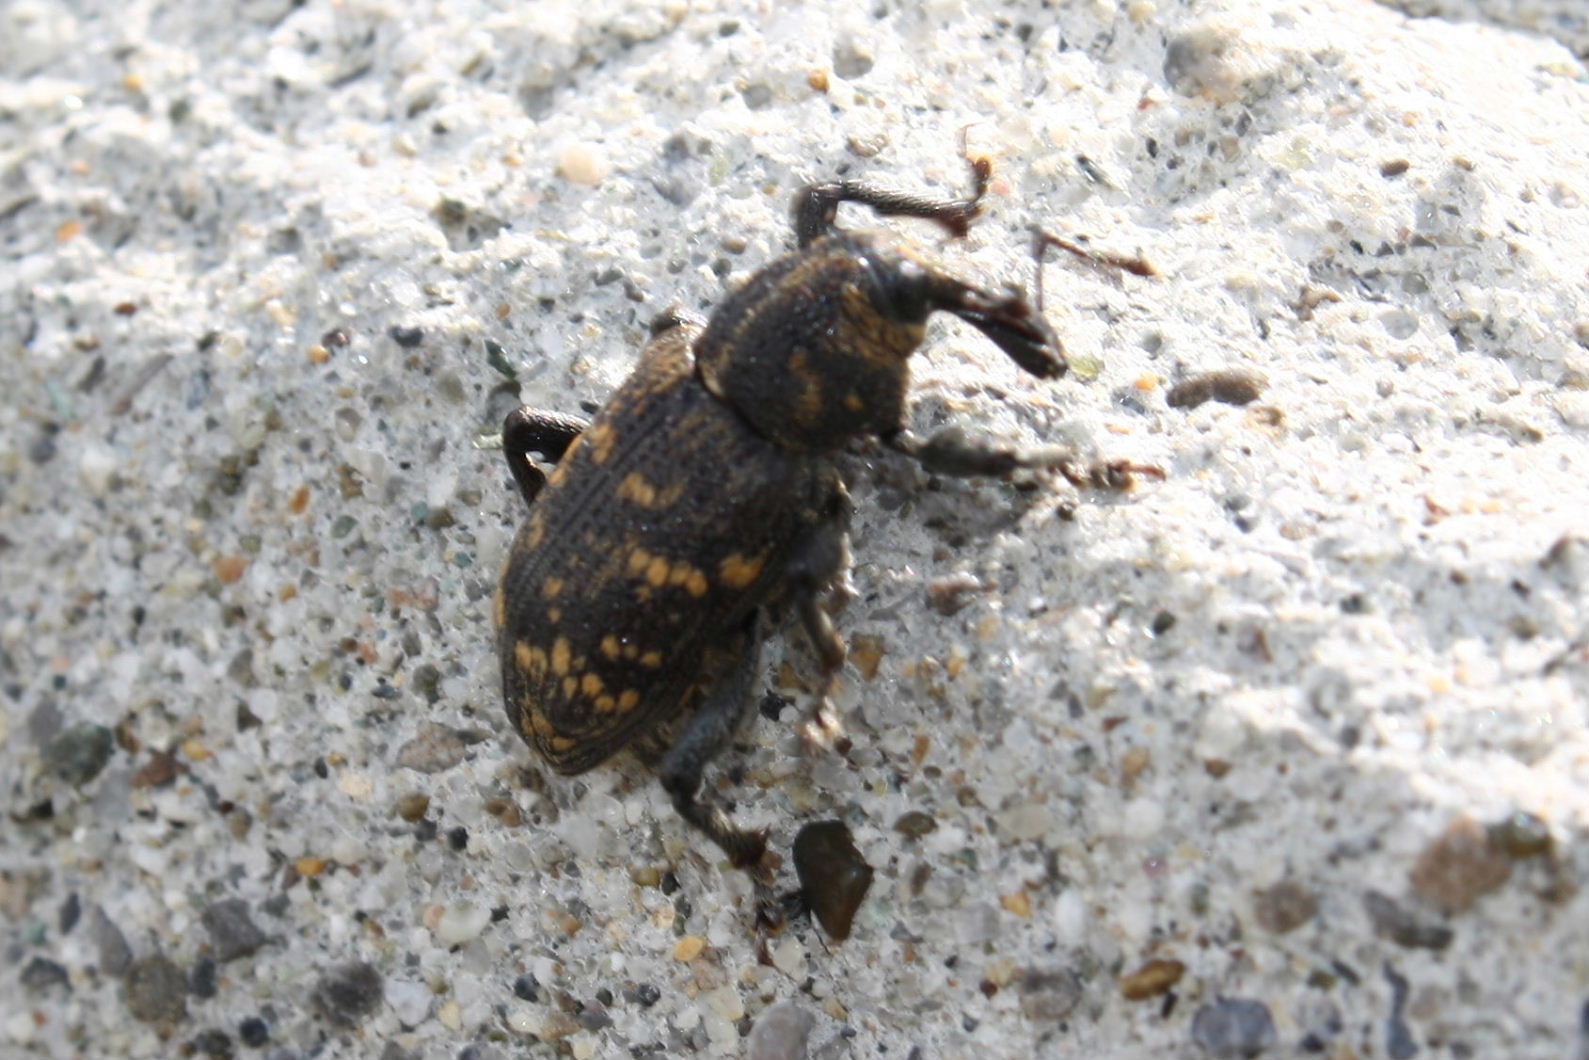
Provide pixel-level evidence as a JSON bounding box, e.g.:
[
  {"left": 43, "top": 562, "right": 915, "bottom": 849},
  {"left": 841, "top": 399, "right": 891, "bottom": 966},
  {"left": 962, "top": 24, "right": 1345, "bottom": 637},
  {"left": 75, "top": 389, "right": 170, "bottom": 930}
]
[{"left": 494, "top": 156, "right": 1154, "bottom": 868}]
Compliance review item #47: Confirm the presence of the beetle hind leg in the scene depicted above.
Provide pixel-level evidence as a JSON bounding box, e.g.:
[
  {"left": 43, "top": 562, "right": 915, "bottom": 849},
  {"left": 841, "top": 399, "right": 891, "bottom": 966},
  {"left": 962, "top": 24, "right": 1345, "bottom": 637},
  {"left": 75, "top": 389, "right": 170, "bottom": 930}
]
[{"left": 659, "top": 619, "right": 769, "bottom": 868}]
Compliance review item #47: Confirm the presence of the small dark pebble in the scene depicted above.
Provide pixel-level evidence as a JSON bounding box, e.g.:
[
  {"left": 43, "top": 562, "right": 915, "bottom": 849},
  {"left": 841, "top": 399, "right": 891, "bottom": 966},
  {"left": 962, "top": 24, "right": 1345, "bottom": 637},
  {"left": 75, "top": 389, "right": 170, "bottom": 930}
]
[
  {"left": 634, "top": 982, "right": 662, "bottom": 1007},
  {"left": 1363, "top": 890, "right": 1453, "bottom": 951},
  {"left": 1380, "top": 159, "right": 1411, "bottom": 178},
  {"left": 578, "top": 1001, "right": 613, "bottom": 1031},
  {"left": 90, "top": 905, "right": 132, "bottom": 975},
  {"left": 313, "top": 961, "right": 384, "bottom": 1027},
  {"left": 43, "top": 722, "right": 115, "bottom": 786},
  {"left": 1020, "top": 968, "right": 1083, "bottom": 1022},
  {"left": 513, "top": 973, "right": 540, "bottom": 1002},
  {"left": 1167, "top": 369, "right": 1267, "bottom": 409},
  {"left": 125, "top": 953, "right": 189, "bottom": 1025},
  {"left": 746, "top": 1001, "right": 816, "bottom": 1060},
  {"left": 389, "top": 325, "right": 424, "bottom": 348},
  {"left": 792, "top": 820, "right": 874, "bottom": 941},
  {"left": 1191, "top": 997, "right": 1278, "bottom": 1058},
  {"left": 238, "top": 1016, "right": 270, "bottom": 1046},
  {"left": 192, "top": 1028, "right": 235, "bottom": 1060},
  {"left": 22, "top": 956, "right": 70, "bottom": 992},
  {"left": 1383, "top": 963, "right": 1417, "bottom": 1059},
  {"left": 893, "top": 810, "right": 937, "bottom": 840},
  {"left": 59, "top": 891, "right": 81, "bottom": 934},
  {"left": 447, "top": 826, "right": 469, "bottom": 851},
  {"left": 189, "top": 956, "right": 218, "bottom": 999},
  {"left": 321, "top": 328, "right": 352, "bottom": 347},
  {"left": 1252, "top": 878, "right": 1318, "bottom": 934},
  {"left": 202, "top": 898, "right": 269, "bottom": 962},
  {"left": 132, "top": 750, "right": 181, "bottom": 788},
  {"left": 1488, "top": 810, "right": 1554, "bottom": 859}
]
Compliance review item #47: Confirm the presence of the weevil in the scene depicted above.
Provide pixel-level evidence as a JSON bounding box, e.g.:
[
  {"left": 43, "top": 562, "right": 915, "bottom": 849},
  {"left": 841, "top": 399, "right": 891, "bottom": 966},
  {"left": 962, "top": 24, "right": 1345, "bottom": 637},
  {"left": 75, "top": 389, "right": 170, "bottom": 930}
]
[{"left": 494, "top": 157, "right": 1155, "bottom": 867}]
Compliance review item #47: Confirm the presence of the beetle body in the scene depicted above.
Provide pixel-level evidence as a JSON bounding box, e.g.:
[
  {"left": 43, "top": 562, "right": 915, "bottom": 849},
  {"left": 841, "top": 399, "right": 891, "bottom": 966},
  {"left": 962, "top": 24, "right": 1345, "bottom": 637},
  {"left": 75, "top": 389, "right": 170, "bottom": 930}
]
[
  {"left": 495, "top": 163, "right": 1146, "bottom": 866},
  {"left": 497, "top": 318, "right": 838, "bottom": 774}
]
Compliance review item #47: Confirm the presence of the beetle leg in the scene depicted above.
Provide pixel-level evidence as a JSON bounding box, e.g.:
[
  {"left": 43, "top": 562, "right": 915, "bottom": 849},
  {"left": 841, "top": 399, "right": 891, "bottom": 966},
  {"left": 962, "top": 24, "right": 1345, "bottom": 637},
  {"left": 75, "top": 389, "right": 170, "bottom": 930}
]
[
  {"left": 659, "top": 618, "right": 769, "bottom": 868},
  {"left": 784, "top": 484, "right": 856, "bottom": 749},
  {"left": 501, "top": 408, "right": 589, "bottom": 507},
  {"left": 791, "top": 156, "right": 991, "bottom": 248},
  {"left": 886, "top": 425, "right": 1165, "bottom": 491}
]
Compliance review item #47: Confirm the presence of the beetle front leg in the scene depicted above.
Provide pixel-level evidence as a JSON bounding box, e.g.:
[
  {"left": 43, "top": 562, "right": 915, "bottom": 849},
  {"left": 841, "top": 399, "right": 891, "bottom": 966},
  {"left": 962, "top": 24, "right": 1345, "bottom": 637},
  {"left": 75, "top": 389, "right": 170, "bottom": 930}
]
[
  {"left": 886, "top": 425, "right": 1164, "bottom": 491},
  {"left": 501, "top": 408, "right": 589, "bottom": 507},
  {"left": 659, "top": 618, "right": 770, "bottom": 868},
  {"left": 791, "top": 156, "right": 991, "bottom": 248}
]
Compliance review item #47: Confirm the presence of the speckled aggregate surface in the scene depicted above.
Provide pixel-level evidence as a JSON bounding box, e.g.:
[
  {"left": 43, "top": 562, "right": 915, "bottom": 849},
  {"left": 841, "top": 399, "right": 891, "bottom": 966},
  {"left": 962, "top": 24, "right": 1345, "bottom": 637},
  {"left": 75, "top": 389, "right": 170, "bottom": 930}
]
[{"left": 3, "top": 1, "right": 1589, "bottom": 1058}]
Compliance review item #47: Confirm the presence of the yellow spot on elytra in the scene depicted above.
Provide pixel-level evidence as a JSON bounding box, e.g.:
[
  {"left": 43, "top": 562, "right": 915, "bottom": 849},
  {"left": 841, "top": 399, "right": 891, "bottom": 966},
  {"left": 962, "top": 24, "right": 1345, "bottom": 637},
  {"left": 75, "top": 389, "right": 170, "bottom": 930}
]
[
  {"left": 529, "top": 710, "right": 557, "bottom": 740},
  {"left": 618, "top": 689, "right": 641, "bottom": 712},
  {"left": 639, "top": 650, "right": 663, "bottom": 669},
  {"left": 493, "top": 585, "right": 508, "bottom": 628},
  {"left": 587, "top": 421, "right": 617, "bottom": 464},
  {"left": 622, "top": 643, "right": 639, "bottom": 660},
  {"left": 551, "top": 637, "right": 572, "bottom": 676},
  {"left": 617, "top": 471, "right": 683, "bottom": 509},
  {"left": 843, "top": 392, "right": 863, "bottom": 412},
  {"left": 719, "top": 552, "right": 766, "bottom": 590},
  {"left": 580, "top": 672, "right": 604, "bottom": 697},
  {"left": 523, "top": 511, "right": 547, "bottom": 551},
  {"left": 601, "top": 635, "right": 622, "bottom": 659},
  {"left": 628, "top": 548, "right": 653, "bottom": 576},
  {"left": 550, "top": 735, "right": 577, "bottom": 753},
  {"left": 515, "top": 642, "right": 549, "bottom": 680},
  {"left": 646, "top": 556, "right": 672, "bottom": 588},
  {"left": 547, "top": 607, "right": 562, "bottom": 624},
  {"left": 543, "top": 576, "right": 565, "bottom": 598},
  {"left": 561, "top": 676, "right": 577, "bottom": 697},
  {"left": 684, "top": 570, "right": 709, "bottom": 598},
  {"left": 618, "top": 471, "right": 657, "bottom": 507},
  {"left": 594, "top": 694, "right": 616, "bottom": 713}
]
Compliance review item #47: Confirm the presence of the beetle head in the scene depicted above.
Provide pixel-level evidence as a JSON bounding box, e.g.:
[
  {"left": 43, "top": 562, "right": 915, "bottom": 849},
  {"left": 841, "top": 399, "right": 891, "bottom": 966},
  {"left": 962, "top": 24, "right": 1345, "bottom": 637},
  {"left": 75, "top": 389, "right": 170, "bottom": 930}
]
[{"left": 892, "top": 260, "right": 1068, "bottom": 381}]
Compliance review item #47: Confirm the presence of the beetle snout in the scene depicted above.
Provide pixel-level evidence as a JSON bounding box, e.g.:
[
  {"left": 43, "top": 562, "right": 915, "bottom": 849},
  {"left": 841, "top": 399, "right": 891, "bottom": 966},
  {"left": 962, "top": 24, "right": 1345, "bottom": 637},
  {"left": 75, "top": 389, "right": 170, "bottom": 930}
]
[{"left": 950, "top": 292, "right": 1068, "bottom": 380}]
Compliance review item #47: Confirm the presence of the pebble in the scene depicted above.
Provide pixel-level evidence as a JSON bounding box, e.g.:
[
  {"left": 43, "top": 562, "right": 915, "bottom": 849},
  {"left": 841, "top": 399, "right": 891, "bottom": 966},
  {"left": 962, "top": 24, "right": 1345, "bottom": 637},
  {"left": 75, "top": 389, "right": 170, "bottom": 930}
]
[
  {"left": 1251, "top": 879, "right": 1317, "bottom": 934},
  {"left": 21, "top": 956, "right": 69, "bottom": 992},
  {"left": 792, "top": 820, "right": 874, "bottom": 941},
  {"left": 395, "top": 722, "right": 483, "bottom": 773},
  {"left": 237, "top": 1017, "right": 269, "bottom": 1046},
  {"left": 433, "top": 902, "right": 492, "bottom": 945},
  {"left": 89, "top": 905, "right": 131, "bottom": 975},
  {"left": 1019, "top": 968, "right": 1083, "bottom": 1022},
  {"left": 386, "top": 978, "right": 433, "bottom": 1027},
  {"left": 202, "top": 898, "right": 268, "bottom": 961},
  {"left": 746, "top": 1001, "right": 816, "bottom": 1060},
  {"left": 1167, "top": 369, "right": 1267, "bottom": 409},
  {"left": 313, "top": 961, "right": 384, "bottom": 1027},
  {"left": 1411, "top": 816, "right": 1512, "bottom": 913},
  {"left": 1363, "top": 890, "right": 1453, "bottom": 951},
  {"left": 1190, "top": 998, "right": 1278, "bottom": 1058},
  {"left": 1120, "top": 959, "right": 1185, "bottom": 1001},
  {"left": 557, "top": 143, "right": 608, "bottom": 186},
  {"left": 189, "top": 956, "right": 218, "bottom": 999},
  {"left": 190, "top": 1028, "right": 234, "bottom": 1059},
  {"left": 43, "top": 723, "right": 114, "bottom": 786},
  {"left": 125, "top": 953, "right": 188, "bottom": 1025}
]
